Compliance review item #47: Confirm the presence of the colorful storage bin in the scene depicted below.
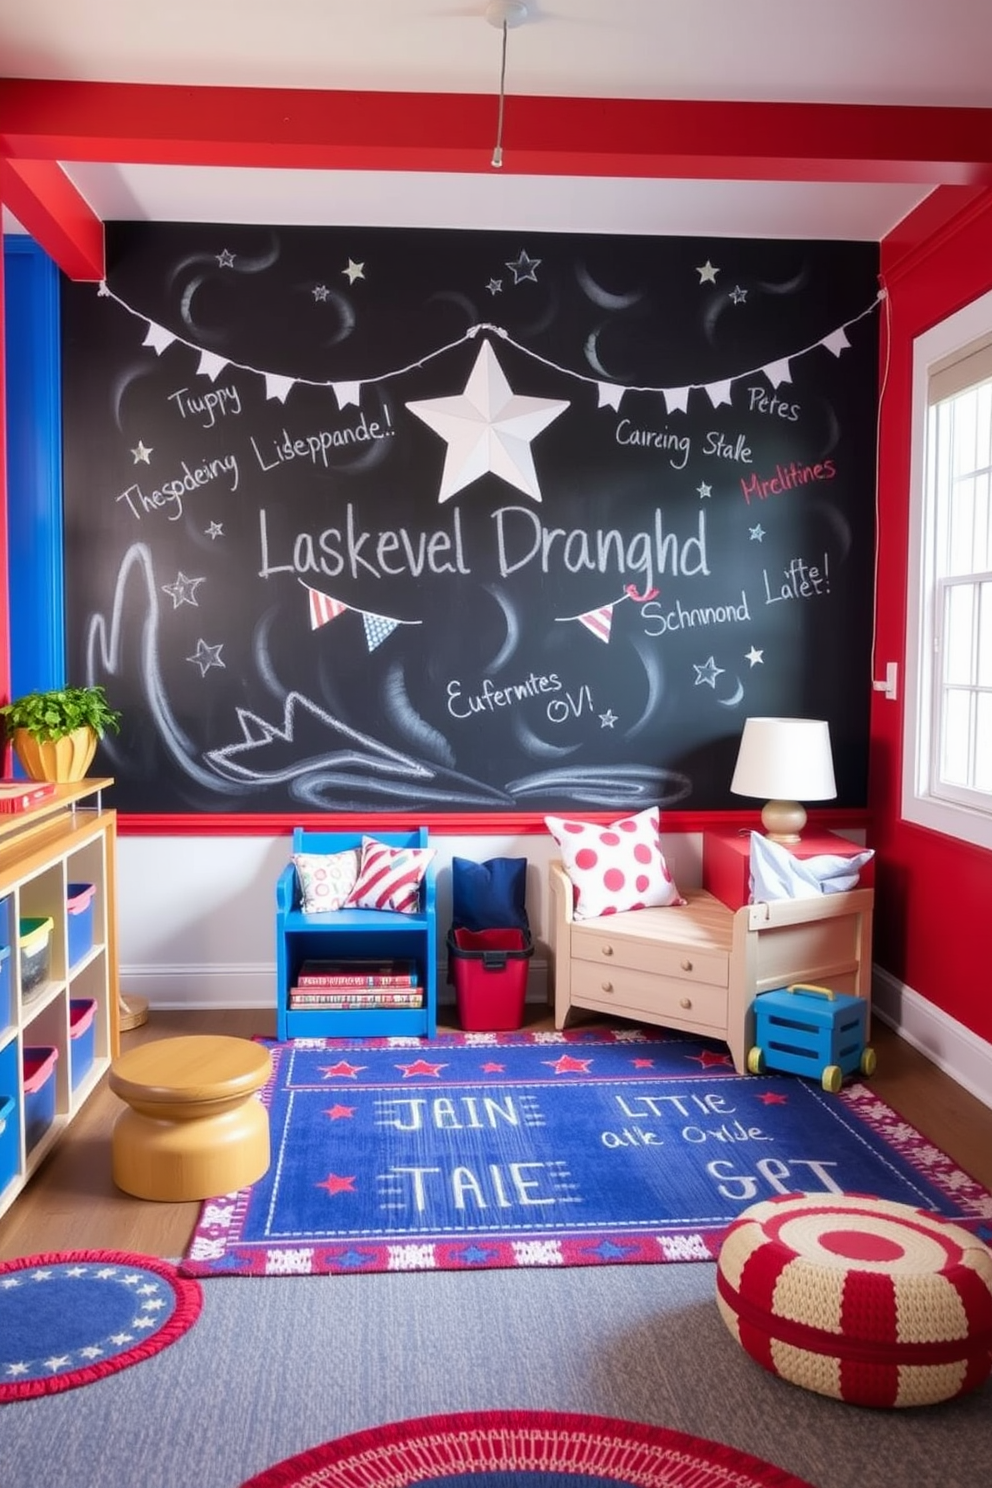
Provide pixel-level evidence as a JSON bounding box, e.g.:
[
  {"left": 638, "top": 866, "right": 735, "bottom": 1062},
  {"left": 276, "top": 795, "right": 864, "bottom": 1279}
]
[
  {"left": 447, "top": 927, "right": 533, "bottom": 1031},
  {"left": 23, "top": 1045, "right": 58, "bottom": 1151},
  {"left": 0, "top": 1090, "right": 16, "bottom": 1196},
  {"left": 19, "top": 917, "right": 54, "bottom": 1000},
  {"left": 0, "top": 940, "right": 11, "bottom": 1028},
  {"left": 69, "top": 998, "right": 97, "bottom": 1090},
  {"left": 67, "top": 882, "right": 97, "bottom": 969}
]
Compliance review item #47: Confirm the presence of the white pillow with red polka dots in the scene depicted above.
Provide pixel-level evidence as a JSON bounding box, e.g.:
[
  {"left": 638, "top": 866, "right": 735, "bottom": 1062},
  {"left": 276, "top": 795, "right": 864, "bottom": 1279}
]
[{"left": 545, "top": 807, "right": 685, "bottom": 920}]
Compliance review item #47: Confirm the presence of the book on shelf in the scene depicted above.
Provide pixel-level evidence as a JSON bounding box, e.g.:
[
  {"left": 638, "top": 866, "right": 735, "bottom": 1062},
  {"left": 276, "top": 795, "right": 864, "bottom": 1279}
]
[
  {"left": 0, "top": 779, "right": 58, "bottom": 813},
  {"left": 289, "top": 989, "right": 424, "bottom": 1008},
  {"left": 296, "top": 958, "right": 418, "bottom": 988}
]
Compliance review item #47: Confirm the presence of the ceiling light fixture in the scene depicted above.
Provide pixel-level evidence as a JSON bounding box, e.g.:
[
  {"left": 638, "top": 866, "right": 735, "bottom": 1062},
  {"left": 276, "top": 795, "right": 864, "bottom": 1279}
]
[{"left": 486, "top": 1, "right": 528, "bottom": 169}]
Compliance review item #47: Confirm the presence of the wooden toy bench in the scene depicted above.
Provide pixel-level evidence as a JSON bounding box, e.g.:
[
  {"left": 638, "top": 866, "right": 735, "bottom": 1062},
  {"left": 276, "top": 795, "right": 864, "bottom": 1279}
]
[{"left": 548, "top": 861, "right": 874, "bottom": 1073}]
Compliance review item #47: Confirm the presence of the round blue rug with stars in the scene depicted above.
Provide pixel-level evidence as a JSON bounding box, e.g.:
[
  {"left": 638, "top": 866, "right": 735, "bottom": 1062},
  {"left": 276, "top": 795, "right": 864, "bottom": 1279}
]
[
  {"left": 0, "top": 1250, "right": 202, "bottom": 1400},
  {"left": 238, "top": 1411, "right": 815, "bottom": 1488}
]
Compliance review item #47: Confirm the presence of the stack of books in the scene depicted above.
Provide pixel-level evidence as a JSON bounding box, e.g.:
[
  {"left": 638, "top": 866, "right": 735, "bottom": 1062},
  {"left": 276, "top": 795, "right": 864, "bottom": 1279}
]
[
  {"left": 288, "top": 958, "right": 423, "bottom": 1009},
  {"left": 0, "top": 779, "right": 58, "bottom": 815}
]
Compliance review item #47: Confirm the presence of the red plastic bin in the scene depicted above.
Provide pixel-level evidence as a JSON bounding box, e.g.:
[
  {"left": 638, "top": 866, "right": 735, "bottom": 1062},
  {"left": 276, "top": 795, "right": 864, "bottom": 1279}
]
[{"left": 447, "top": 927, "right": 533, "bottom": 1032}]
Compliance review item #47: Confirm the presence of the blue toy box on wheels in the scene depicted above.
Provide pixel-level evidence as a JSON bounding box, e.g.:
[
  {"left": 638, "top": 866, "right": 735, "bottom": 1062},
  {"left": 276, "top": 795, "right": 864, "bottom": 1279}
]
[{"left": 748, "top": 983, "right": 875, "bottom": 1092}]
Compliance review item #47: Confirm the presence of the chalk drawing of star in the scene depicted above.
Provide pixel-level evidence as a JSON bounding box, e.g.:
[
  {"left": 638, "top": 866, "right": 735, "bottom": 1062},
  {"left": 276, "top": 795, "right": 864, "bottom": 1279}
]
[
  {"left": 730, "top": 285, "right": 748, "bottom": 304},
  {"left": 693, "top": 656, "right": 725, "bottom": 688},
  {"left": 505, "top": 249, "right": 541, "bottom": 283},
  {"left": 216, "top": 249, "right": 235, "bottom": 268},
  {"left": 745, "top": 646, "right": 764, "bottom": 667},
  {"left": 186, "top": 639, "right": 225, "bottom": 675},
  {"left": 205, "top": 521, "right": 224, "bottom": 539},
  {"left": 131, "top": 440, "right": 153, "bottom": 464},
  {"left": 319, "top": 1061, "right": 366, "bottom": 1080},
  {"left": 324, "top": 1105, "right": 355, "bottom": 1120},
  {"left": 343, "top": 259, "right": 365, "bottom": 284},
  {"left": 688, "top": 1049, "right": 733, "bottom": 1068},
  {"left": 406, "top": 341, "right": 569, "bottom": 504},
  {"left": 316, "top": 1173, "right": 356, "bottom": 1195},
  {"left": 757, "top": 1090, "right": 790, "bottom": 1105},
  {"left": 487, "top": 278, "right": 503, "bottom": 295},
  {"left": 749, "top": 524, "right": 765, "bottom": 541},
  {"left": 599, "top": 709, "right": 618, "bottom": 728},
  {"left": 697, "top": 481, "right": 712, "bottom": 499},
  {"left": 696, "top": 260, "right": 720, "bottom": 284},
  {"left": 313, "top": 284, "right": 330, "bottom": 301},
  {"left": 544, "top": 1054, "right": 594, "bottom": 1074},
  {"left": 396, "top": 1059, "right": 447, "bottom": 1078},
  {"left": 162, "top": 571, "right": 205, "bottom": 608}
]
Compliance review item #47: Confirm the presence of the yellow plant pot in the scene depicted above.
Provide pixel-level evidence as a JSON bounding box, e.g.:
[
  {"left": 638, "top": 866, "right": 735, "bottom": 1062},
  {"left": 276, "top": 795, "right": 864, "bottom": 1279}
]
[{"left": 13, "top": 726, "right": 98, "bottom": 783}]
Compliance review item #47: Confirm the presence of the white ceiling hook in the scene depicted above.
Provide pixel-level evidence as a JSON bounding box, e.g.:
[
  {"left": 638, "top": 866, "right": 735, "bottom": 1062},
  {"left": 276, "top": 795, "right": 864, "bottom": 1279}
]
[{"left": 486, "top": 1, "right": 528, "bottom": 28}]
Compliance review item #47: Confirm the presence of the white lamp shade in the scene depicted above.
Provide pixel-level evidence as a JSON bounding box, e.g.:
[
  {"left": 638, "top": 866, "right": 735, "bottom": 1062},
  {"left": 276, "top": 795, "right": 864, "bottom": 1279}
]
[{"left": 730, "top": 717, "right": 837, "bottom": 802}]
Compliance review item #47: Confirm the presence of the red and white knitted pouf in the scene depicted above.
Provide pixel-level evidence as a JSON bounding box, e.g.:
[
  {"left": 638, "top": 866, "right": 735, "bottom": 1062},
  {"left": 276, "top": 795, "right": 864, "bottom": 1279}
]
[{"left": 716, "top": 1193, "right": 992, "bottom": 1408}]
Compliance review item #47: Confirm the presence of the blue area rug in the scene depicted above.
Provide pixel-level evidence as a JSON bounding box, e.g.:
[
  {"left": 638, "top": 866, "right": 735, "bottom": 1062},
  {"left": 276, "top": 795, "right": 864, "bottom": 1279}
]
[
  {"left": 182, "top": 1028, "right": 992, "bottom": 1278},
  {"left": 0, "top": 1251, "right": 202, "bottom": 1399}
]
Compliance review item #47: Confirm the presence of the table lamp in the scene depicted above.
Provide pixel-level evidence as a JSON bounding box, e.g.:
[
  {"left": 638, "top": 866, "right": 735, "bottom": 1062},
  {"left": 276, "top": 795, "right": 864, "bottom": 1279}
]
[{"left": 730, "top": 716, "right": 836, "bottom": 843}]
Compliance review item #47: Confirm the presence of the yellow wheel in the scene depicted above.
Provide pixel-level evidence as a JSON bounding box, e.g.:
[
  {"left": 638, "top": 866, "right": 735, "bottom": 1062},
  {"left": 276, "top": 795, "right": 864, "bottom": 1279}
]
[
  {"left": 747, "top": 1047, "right": 765, "bottom": 1076},
  {"left": 822, "top": 1064, "right": 843, "bottom": 1094},
  {"left": 860, "top": 1046, "right": 877, "bottom": 1076}
]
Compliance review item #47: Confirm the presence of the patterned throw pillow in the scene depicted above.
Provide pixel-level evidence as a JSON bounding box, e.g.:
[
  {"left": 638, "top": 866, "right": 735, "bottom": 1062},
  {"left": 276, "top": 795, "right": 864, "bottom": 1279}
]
[
  {"left": 544, "top": 806, "right": 684, "bottom": 920},
  {"left": 346, "top": 837, "right": 435, "bottom": 915},
  {"left": 293, "top": 849, "right": 361, "bottom": 914}
]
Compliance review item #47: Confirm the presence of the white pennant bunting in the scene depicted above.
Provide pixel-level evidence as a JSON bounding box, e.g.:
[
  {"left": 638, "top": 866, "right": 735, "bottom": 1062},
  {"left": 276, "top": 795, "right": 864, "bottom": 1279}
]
[
  {"left": 578, "top": 605, "right": 614, "bottom": 644},
  {"left": 197, "top": 350, "right": 229, "bottom": 381},
  {"left": 821, "top": 328, "right": 851, "bottom": 357},
  {"left": 763, "top": 357, "right": 792, "bottom": 388},
  {"left": 264, "top": 373, "right": 296, "bottom": 403},
  {"left": 332, "top": 382, "right": 362, "bottom": 409},
  {"left": 663, "top": 387, "right": 690, "bottom": 414},
  {"left": 143, "top": 322, "right": 176, "bottom": 355},
  {"left": 597, "top": 382, "right": 624, "bottom": 410},
  {"left": 705, "top": 379, "right": 734, "bottom": 408}
]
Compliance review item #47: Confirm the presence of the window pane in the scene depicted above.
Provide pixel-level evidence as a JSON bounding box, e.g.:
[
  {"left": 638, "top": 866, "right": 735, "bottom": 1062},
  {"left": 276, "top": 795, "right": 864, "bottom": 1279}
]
[
  {"left": 940, "top": 688, "right": 972, "bottom": 785},
  {"left": 980, "top": 582, "right": 992, "bottom": 687},
  {"left": 976, "top": 692, "right": 992, "bottom": 792},
  {"left": 943, "top": 583, "right": 975, "bottom": 685}
]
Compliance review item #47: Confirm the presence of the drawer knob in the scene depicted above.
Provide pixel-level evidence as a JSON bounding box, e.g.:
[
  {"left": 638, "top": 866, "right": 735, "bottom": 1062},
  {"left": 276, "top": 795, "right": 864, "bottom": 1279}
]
[
  {"left": 601, "top": 945, "right": 614, "bottom": 957},
  {"left": 601, "top": 981, "right": 614, "bottom": 994},
  {"left": 680, "top": 997, "right": 692, "bottom": 1010},
  {"left": 681, "top": 958, "right": 693, "bottom": 971}
]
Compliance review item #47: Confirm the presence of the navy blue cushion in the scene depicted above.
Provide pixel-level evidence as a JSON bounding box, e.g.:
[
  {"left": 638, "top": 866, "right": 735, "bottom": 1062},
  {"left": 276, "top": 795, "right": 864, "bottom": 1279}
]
[{"left": 451, "top": 856, "right": 529, "bottom": 932}]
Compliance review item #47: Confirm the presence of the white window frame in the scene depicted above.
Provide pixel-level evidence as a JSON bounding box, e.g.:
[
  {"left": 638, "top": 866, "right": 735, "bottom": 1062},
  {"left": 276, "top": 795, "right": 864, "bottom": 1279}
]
[{"left": 904, "top": 287, "right": 992, "bottom": 851}]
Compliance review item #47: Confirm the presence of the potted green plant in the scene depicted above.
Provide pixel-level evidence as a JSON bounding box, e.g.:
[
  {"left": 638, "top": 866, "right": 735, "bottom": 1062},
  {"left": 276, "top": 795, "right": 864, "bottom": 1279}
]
[{"left": 0, "top": 684, "right": 122, "bottom": 783}]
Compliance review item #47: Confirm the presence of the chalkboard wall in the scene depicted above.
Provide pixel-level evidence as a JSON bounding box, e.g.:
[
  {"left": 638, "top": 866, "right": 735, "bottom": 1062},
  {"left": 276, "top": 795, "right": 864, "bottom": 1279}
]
[{"left": 61, "top": 223, "right": 879, "bottom": 818}]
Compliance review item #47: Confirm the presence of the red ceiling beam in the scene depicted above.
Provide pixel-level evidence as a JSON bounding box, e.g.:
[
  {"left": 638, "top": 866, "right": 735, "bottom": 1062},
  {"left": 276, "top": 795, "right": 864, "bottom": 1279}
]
[
  {"left": 0, "top": 156, "right": 104, "bottom": 279},
  {"left": 2, "top": 79, "right": 992, "bottom": 186}
]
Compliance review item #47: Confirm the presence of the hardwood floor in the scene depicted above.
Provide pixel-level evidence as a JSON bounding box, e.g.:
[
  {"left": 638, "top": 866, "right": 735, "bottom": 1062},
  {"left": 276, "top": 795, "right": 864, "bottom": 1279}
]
[{"left": 1, "top": 1009, "right": 990, "bottom": 1261}]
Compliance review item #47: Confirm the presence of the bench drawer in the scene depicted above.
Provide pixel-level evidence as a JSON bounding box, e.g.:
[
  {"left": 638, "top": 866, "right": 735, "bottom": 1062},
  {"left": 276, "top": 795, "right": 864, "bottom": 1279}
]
[
  {"left": 572, "top": 928, "right": 729, "bottom": 988},
  {"left": 570, "top": 959, "right": 729, "bottom": 1032}
]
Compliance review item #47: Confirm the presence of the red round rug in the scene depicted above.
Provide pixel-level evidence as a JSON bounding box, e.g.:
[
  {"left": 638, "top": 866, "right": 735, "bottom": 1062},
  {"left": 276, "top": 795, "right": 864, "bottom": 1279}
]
[
  {"left": 0, "top": 1251, "right": 202, "bottom": 1400},
  {"left": 239, "top": 1410, "right": 815, "bottom": 1488}
]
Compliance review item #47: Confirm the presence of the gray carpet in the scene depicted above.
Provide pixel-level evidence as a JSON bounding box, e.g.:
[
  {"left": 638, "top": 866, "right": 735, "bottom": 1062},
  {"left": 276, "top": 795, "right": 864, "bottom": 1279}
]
[{"left": 1, "top": 1261, "right": 989, "bottom": 1488}]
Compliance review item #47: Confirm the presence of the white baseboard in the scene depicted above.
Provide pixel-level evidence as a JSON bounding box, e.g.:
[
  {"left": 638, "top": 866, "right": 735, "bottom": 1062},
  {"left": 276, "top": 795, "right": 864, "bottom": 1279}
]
[
  {"left": 872, "top": 964, "right": 992, "bottom": 1113},
  {"left": 121, "top": 959, "right": 552, "bottom": 1013}
]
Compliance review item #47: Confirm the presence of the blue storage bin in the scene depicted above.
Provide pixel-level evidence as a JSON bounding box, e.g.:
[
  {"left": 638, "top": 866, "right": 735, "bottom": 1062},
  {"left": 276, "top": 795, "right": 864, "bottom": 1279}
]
[
  {"left": 749, "top": 983, "right": 873, "bottom": 1092},
  {"left": 23, "top": 1045, "right": 58, "bottom": 1150},
  {"left": 69, "top": 998, "right": 97, "bottom": 1090},
  {"left": 0, "top": 1091, "right": 16, "bottom": 1194},
  {"left": 0, "top": 941, "right": 11, "bottom": 1029},
  {"left": 67, "top": 882, "right": 97, "bottom": 969}
]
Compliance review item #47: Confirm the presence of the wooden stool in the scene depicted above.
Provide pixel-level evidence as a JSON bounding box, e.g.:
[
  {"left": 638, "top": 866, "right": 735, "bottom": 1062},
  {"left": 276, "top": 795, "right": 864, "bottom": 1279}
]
[{"left": 109, "top": 1035, "right": 272, "bottom": 1201}]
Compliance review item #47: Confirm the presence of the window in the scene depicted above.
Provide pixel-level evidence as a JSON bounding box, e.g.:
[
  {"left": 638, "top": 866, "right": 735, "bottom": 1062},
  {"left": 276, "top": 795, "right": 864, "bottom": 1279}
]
[{"left": 904, "top": 291, "right": 992, "bottom": 849}]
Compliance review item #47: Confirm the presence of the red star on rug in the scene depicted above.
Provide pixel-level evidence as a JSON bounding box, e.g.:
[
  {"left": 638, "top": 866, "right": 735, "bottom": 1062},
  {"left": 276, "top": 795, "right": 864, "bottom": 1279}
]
[
  {"left": 396, "top": 1059, "right": 447, "bottom": 1078},
  {"left": 632, "top": 1058, "right": 655, "bottom": 1069},
  {"left": 324, "top": 1104, "right": 356, "bottom": 1120},
  {"left": 756, "top": 1090, "right": 790, "bottom": 1105},
  {"left": 480, "top": 1061, "right": 506, "bottom": 1073},
  {"left": 543, "top": 1054, "right": 594, "bottom": 1074},
  {"left": 687, "top": 1050, "right": 734, "bottom": 1069},
  {"left": 315, "top": 1173, "right": 356, "bottom": 1195},
  {"left": 318, "top": 1061, "right": 366, "bottom": 1080}
]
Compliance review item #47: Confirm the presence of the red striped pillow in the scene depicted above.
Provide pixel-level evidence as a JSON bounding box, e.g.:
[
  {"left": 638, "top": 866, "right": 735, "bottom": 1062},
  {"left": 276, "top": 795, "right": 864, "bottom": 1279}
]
[{"left": 346, "top": 837, "right": 435, "bottom": 915}]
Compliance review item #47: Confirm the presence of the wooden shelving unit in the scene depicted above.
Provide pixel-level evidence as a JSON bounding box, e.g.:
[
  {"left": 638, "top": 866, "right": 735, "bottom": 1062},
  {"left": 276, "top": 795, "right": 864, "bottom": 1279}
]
[{"left": 0, "top": 778, "right": 119, "bottom": 1220}]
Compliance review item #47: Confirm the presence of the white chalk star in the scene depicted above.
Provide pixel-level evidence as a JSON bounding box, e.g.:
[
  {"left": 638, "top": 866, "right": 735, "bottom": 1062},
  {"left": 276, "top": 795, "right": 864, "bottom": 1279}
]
[
  {"left": 343, "top": 259, "right": 365, "bottom": 284},
  {"left": 313, "top": 284, "right": 330, "bottom": 301},
  {"left": 599, "top": 710, "right": 618, "bottom": 728},
  {"left": 697, "top": 481, "right": 712, "bottom": 499},
  {"left": 216, "top": 249, "right": 235, "bottom": 268},
  {"left": 487, "top": 278, "right": 503, "bottom": 295},
  {"left": 693, "top": 656, "right": 725, "bottom": 688},
  {"left": 696, "top": 260, "right": 720, "bottom": 284},
  {"left": 730, "top": 285, "right": 748, "bottom": 304},
  {"left": 162, "top": 572, "right": 205, "bottom": 608},
  {"left": 745, "top": 647, "right": 764, "bottom": 667},
  {"left": 131, "top": 441, "right": 152, "bottom": 464},
  {"left": 505, "top": 250, "right": 541, "bottom": 283},
  {"left": 205, "top": 521, "right": 224, "bottom": 539},
  {"left": 187, "top": 640, "right": 225, "bottom": 676},
  {"left": 406, "top": 341, "right": 569, "bottom": 504},
  {"left": 749, "top": 524, "right": 765, "bottom": 541}
]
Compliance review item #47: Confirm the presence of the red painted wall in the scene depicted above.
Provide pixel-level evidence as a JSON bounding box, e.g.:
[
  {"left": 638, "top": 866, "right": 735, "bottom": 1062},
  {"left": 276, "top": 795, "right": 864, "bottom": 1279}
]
[{"left": 874, "top": 187, "right": 992, "bottom": 1045}]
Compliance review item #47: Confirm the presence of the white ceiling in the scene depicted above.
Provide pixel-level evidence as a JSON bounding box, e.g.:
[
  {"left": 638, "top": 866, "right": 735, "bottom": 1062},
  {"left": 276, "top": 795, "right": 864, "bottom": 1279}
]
[{"left": 3, "top": 0, "right": 992, "bottom": 241}]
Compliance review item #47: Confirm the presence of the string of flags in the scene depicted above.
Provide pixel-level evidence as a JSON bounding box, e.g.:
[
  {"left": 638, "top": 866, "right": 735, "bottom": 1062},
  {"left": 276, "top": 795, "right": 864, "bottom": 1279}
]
[
  {"left": 303, "top": 580, "right": 422, "bottom": 653},
  {"left": 556, "top": 585, "right": 660, "bottom": 644},
  {"left": 97, "top": 283, "right": 883, "bottom": 416}
]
